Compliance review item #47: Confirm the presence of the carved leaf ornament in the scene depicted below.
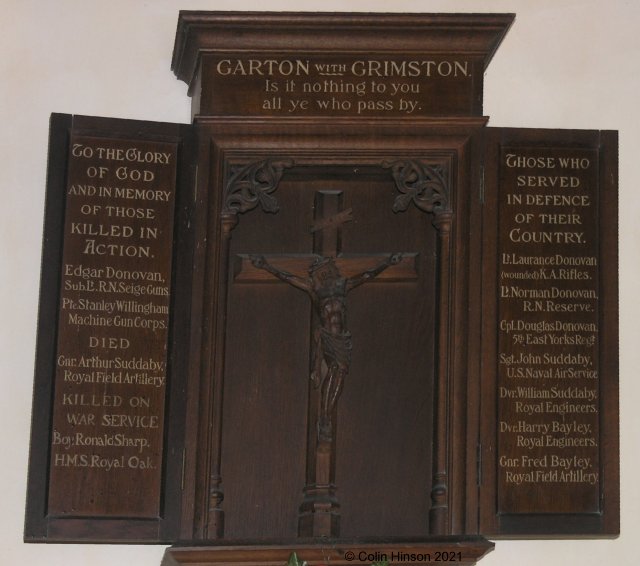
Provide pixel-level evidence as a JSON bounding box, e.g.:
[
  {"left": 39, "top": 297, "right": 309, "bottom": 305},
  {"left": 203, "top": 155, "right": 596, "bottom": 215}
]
[
  {"left": 384, "top": 159, "right": 449, "bottom": 215},
  {"left": 223, "top": 159, "right": 294, "bottom": 216}
]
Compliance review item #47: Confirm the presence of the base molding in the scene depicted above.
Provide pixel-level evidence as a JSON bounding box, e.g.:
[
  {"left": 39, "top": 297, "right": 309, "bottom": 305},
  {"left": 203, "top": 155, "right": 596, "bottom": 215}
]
[{"left": 162, "top": 536, "right": 494, "bottom": 566}]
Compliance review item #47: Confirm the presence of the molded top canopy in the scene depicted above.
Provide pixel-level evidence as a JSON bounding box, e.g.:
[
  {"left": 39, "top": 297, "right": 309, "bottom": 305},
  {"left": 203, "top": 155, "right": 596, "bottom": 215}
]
[{"left": 171, "top": 12, "right": 515, "bottom": 118}]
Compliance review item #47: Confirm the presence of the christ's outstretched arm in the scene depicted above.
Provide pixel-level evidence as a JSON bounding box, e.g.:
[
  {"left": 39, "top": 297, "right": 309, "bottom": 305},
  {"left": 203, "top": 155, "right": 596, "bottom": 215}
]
[
  {"left": 250, "top": 255, "right": 312, "bottom": 293},
  {"left": 345, "top": 252, "right": 402, "bottom": 292}
]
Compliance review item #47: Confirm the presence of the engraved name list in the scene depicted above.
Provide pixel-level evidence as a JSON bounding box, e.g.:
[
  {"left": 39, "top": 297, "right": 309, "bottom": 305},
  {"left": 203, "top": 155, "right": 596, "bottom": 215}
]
[
  {"left": 497, "top": 147, "right": 600, "bottom": 514},
  {"left": 47, "top": 135, "right": 178, "bottom": 517}
]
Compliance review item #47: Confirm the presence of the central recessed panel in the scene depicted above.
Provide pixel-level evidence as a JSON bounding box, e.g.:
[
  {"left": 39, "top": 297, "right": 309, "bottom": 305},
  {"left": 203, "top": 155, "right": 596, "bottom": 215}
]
[{"left": 220, "top": 166, "right": 435, "bottom": 538}]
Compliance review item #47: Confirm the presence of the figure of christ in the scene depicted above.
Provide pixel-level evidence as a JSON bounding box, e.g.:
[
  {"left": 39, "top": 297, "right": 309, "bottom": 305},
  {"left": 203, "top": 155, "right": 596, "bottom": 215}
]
[{"left": 250, "top": 253, "right": 402, "bottom": 441}]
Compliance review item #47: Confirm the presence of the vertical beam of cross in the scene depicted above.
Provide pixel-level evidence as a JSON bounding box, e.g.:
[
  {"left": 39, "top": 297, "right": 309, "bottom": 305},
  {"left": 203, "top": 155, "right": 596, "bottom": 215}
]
[{"left": 298, "top": 190, "right": 350, "bottom": 537}]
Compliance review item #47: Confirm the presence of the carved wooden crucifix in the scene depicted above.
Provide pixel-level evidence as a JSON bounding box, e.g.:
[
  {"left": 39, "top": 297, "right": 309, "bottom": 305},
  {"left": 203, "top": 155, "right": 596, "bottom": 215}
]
[{"left": 234, "top": 189, "right": 418, "bottom": 537}]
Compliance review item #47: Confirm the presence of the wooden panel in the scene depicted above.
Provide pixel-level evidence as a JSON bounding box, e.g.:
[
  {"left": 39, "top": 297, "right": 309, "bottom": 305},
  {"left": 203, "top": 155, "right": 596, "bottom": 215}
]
[
  {"left": 479, "top": 128, "right": 619, "bottom": 536},
  {"left": 221, "top": 176, "right": 312, "bottom": 538},
  {"left": 335, "top": 173, "right": 436, "bottom": 537},
  {"left": 25, "top": 114, "right": 194, "bottom": 542},
  {"left": 213, "top": 168, "right": 436, "bottom": 539},
  {"left": 197, "top": 53, "right": 485, "bottom": 118}
]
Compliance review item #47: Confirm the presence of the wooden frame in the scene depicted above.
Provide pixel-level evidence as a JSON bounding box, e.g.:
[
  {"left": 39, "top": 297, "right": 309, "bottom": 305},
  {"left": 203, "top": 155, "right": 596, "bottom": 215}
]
[{"left": 180, "top": 117, "right": 487, "bottom": 540}]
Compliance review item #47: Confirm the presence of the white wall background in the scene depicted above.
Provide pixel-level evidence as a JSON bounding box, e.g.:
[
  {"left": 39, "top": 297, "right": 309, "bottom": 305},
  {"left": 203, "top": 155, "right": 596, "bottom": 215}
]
[{"left": 1, "top": 1, "right": 637, "bottom": 564}]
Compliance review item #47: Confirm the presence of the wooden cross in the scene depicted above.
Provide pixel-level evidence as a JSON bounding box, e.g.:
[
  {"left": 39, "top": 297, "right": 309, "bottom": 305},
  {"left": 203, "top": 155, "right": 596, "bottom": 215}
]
[{"left": 233, "top": 190, "right": 417, "bottom": 537}]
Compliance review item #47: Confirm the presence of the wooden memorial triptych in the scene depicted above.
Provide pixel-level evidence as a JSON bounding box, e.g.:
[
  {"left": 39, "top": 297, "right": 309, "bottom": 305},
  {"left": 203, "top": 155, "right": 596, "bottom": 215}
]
[{"left": 25, "top": 12, "right": 619, "bottom": 566}]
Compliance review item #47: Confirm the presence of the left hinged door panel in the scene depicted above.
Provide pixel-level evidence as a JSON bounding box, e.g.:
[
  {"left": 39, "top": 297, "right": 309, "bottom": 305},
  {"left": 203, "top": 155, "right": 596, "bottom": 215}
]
[{"left": 25, "top": 114, "right": 196, "bottom": 543}]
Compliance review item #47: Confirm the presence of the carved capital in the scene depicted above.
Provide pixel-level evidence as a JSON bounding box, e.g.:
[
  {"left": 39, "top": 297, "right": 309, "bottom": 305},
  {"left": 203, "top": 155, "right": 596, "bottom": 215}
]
[
  {"left": 222, "top": 158, "right": 294, "bottom": 218},
  {"left": 383, "top": 159, "right": 450, "bottom": 217}
]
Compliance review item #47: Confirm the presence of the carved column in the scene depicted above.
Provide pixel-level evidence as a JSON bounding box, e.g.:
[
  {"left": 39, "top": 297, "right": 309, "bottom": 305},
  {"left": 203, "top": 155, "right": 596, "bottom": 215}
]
[
  {"left": 430, "top": 210, "right": 453, "bottom": 535},
  {"left": 202, "top": 159, "right": 292, "bottom": 539},
  {"left": 384, "top": 159, "right": 452, "bottom": 535}
]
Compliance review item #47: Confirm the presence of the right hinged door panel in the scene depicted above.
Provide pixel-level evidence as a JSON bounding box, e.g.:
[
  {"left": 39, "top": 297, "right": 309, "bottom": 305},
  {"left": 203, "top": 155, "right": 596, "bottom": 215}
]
[{"left": 478, "top": 127, "right": 619, "bottom": 537}]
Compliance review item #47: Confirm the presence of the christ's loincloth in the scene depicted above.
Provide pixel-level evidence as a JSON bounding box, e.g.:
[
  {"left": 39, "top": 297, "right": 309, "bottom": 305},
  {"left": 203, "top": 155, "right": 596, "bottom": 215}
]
[{"left": 317, "top": 327, "right": 352, "bottom": 370}]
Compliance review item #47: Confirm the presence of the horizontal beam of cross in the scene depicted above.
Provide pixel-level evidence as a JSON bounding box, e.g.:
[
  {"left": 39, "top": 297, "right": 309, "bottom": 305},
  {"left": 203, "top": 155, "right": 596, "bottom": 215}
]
[{"left": 233, "top": 253, "right": 419, "bottom": 283}]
